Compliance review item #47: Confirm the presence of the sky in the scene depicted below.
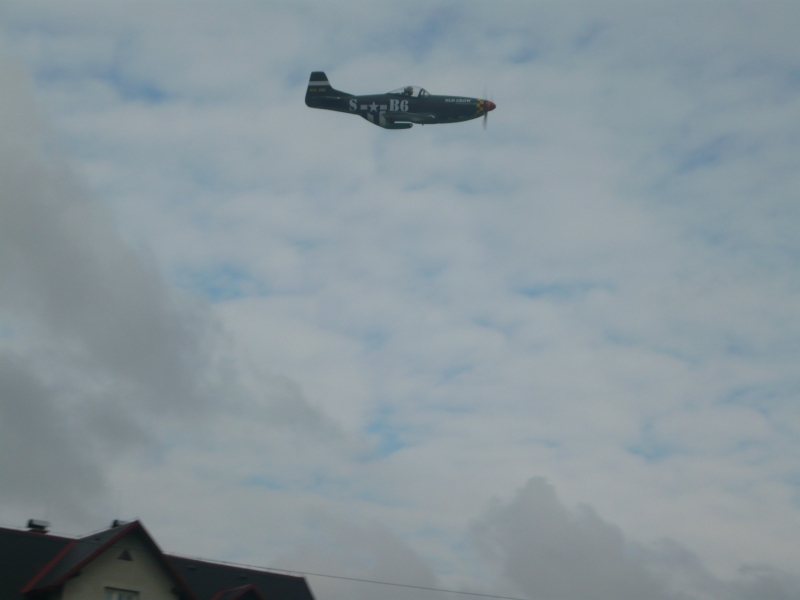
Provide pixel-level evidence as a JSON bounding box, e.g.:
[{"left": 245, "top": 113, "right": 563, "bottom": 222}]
[{"left": 2, "top": 2, "right": 800, "bottom": 599}]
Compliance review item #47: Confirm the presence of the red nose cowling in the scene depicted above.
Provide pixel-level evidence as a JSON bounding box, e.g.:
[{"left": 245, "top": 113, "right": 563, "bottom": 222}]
[{"left": 485, "top": 100, "right": 496, "bottom": 112}]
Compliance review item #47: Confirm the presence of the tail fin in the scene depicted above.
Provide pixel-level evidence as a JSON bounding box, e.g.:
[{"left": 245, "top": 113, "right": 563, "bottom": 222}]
[
  {"left": 305, "top": 72, "right": 353, "bottom": 108},
  {"left": 307, "top": 71, "right": 333, "bottom": 94}
]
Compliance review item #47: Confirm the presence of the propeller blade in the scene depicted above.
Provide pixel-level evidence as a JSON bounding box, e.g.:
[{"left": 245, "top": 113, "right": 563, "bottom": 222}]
[{"left": 481, "top": 85, "right": 493, "bottom": 130}]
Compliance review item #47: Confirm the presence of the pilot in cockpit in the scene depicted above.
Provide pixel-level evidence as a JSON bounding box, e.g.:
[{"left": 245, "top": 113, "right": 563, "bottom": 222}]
[{"left": 404, "top": 86, "right": 414, "bottom": 96}]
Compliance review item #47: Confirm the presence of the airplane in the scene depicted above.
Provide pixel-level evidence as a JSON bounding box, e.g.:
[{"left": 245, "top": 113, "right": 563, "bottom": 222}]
[{"left": 305, "top": 72, "right": 496, "bottom": 130}]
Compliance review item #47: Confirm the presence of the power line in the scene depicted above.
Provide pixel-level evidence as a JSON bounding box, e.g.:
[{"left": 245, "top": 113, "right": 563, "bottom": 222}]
[
  {"left": 167, "top": 550, "right": 530, "bottom": 600},
  {"left": 261, "top": 567, "right": 530, "bottom": 600}
]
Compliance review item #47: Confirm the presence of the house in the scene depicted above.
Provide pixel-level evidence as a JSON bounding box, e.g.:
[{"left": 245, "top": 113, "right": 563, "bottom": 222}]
[{"left": 0, "top": 519, "right": 317, "bottom": 600}]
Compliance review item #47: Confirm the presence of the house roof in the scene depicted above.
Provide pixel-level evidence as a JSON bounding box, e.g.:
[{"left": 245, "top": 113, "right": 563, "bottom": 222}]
[
  {"left": 20, "top": 520, "right": 196, "bottom": 599},
  {"left": 0, "top": 526, "right": 71, "bottom": 600},
  {"left": 0, "top": 523, "right": 316, "bottom": 600},
  {"left": 168, "top": 555, "right": 316, "bottom": 600},
  {"left": 210, "top": 584, "right": 268, "bottom": 600}
]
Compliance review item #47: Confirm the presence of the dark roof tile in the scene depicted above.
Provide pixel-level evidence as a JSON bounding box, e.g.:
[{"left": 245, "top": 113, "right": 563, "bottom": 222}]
[
  {"left": 168, "top": 555, "right": 316, "bottom": 600},
  {"left": 0, "top": 526, "right": 72, "bottom": 600}
]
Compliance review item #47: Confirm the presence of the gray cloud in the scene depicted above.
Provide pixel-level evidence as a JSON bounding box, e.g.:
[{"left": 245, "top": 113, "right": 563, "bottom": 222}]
[
  {"left": 0, "top": 58, "right": 215, "bottom": 525},
  {"left": 472, "top": 478, "right": 668, "bottom": 600},
  {"left": 0, "top": 61, "right": 213, "bottom": 414},
  {"left": 0, "top": 354, "right": 106, "bottom": 521},
  {"left": 472, "top": 478, "right": 800, "bottom": 600},
  {"left": 2, "top": 1, "right": 800, "bottom": 592},
  {"left": 0, "top": 59, "right": 341, "bottom": 528},
  {"left": 274, "top": 514, "right": 440, "bottom": 600}
]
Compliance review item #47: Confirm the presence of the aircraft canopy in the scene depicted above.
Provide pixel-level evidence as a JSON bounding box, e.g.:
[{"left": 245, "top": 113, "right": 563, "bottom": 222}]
[{"left": 388, "top": 86, "right": 430, "bottom": 97}]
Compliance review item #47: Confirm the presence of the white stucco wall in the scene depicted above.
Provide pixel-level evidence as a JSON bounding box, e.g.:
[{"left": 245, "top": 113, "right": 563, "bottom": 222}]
[{"left": 60, "top": 532, "right": 178, "bottom": 600}]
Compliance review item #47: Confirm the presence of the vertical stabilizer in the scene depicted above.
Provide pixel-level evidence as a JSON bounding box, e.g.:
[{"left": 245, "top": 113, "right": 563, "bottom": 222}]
[
  {"left": 307, "top": 71, "right": 332, "bottom": 92},
  {"left": 305, "top": 72, "right": 353, "bottom": 109}
]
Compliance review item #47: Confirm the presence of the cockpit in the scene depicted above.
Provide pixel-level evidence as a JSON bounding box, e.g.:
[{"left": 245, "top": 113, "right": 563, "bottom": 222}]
[{"left": 388, "top": 86, "right": 430, "bottom": 98}]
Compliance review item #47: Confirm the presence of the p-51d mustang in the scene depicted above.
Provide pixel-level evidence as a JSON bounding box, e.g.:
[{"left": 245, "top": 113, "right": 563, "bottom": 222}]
[{"left": 305, "top": 72, "right": 496, "bottom": 130}]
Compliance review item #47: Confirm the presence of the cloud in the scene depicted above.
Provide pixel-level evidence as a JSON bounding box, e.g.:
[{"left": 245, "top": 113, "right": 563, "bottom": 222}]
[
  {"left": 0, "top": 57, "right": 215, "bottom": 523},
  {"left": 274, "top": 514, "right": 439, "bottom": 600},
  {"left": 472, "top": 478, "right": 668, "bottom": 600},
  {"left": 1, "top": 1, "right": 800, "bottom": 592},
  {"left": 0, "top": 56, "right": 213, "bottom": 406},
  {"left": 0, "top": 354, "right": 106, "bottom": 520},
  {"left": 0, "top": 57, "right": 341, "bottom": 529},
  {"left": 472, "top": 478, "right": 800, "bottom": 600}
]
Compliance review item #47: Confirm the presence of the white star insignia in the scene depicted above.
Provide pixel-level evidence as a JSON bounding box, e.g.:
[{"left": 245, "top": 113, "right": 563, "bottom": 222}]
[{"left": 369, "top": 101, "right": 378, "bottom": 112}]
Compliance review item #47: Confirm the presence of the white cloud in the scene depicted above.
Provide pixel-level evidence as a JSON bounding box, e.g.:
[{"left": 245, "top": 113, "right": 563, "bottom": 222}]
[{"left": 2, "top": 1, "right": 800, "bottom": 595}]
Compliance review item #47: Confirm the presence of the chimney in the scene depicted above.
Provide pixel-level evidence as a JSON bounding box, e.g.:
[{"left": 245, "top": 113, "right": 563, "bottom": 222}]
[{"left": 26, "top": 519, "right": 50, "bottom": 534}]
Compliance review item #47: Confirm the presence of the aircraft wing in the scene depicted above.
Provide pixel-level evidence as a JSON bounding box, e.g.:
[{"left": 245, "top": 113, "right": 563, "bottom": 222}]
[{"left": 384, "top": 112, "right": 438, "bottom": 124}]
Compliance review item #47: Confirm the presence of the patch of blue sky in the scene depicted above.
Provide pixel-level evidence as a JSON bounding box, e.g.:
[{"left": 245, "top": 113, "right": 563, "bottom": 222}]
[
  {"left": 722, "top": 333, "right": 761, "bottom": 359},
  {"left": 439, "top": 363, "right": 472, "bottom": 384},
  {"left": 729, "top": 439, "right": 770, "bottom": 461},
  {"left": 416, "top": 261, "right": 447, "bottom": 280},
  {"left": 174, "top": 264, "right": 268, "bottom": 302},
  {"left": 100, "top": 70, "right": 166, "bottom": 103},
  {"left": 503, "top": 19, "right": 605, "bottom": 64},
  {"left": 401, "top": 174, "right": 513, "bottom": 197},
  {"left": 627, "top": 440, "right": 678, "bottom": 464},
  {"left": 454, "top": 179, "right": 510, "bottom": 196},
  {"left": 396, "top": 7, "right": 460, "bottom": 61},
  {"left": 185, "top": 163, "right": 245, "bottom": 194},
  {"left": 517, "top": 280, "right": 610, "bottom": 300},
  {"left": 472, "top": 315, "right": 516, "bottom": 340},
  {"left": 600, "top": 333, "right": 703, "bottom": 367},
  {"left": 490, "top": 23, "right": 545, "bottom": 65},
  {"left": 674, "top": 134, "right": 738, "bottom": 175},
  {"left": 573, "top": 20, "right": 608, "bottom": 51},
  {"left": 303, "top": 470, "right": 361, "bottom": 498},
  {"left": 289, "top": 237, "right": 324, "bottom": 252},
  {"left": 362, "top": 330, "right": 389, "bottom": 352},
  {"left": 353, "top": 487, "right": 415, "bottom": 510},
  {"left": 509, "top": 45, "right": 539, "bottom": 65},
  {"left": 515, "top": 432, "right": 561, "bottom": 449},
  {"left": 432, "top": 403, "right": 473, "bottom": 416},
  {"left": 36, "top": 61, "right": 168, "bottom": 104},
  {"left": 241, "top": 475, "right": 286, "bottom": 491},
  {"left": 722, "top": 383, "right": 800, "bottom": 416},
  {"left": 627, "top": 422, "right": 679, "bottom": 463},
  {"left": 362, "top": 412, "right": 411, "bottom": 460}
]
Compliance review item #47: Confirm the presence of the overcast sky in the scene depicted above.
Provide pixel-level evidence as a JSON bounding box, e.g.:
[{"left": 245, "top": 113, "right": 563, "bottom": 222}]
[{"left": 2, "top": 2, "right": 800, "bottom": 600}]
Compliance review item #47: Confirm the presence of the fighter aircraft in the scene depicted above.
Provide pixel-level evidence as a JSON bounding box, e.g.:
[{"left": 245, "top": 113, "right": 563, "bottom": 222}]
[{"left": 305, "top": 72, "right": 496, "bottom": 130}]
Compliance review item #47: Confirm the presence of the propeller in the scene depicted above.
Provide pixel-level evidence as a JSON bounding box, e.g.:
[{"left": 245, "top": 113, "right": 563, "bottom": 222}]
[{"left": 482, "top": 85, "right": 495, "bottom": 130}]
